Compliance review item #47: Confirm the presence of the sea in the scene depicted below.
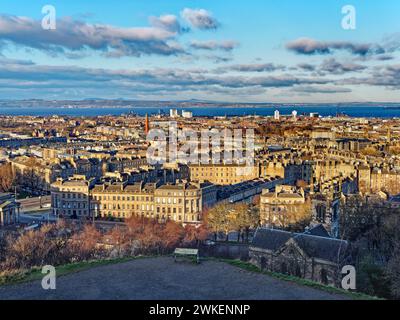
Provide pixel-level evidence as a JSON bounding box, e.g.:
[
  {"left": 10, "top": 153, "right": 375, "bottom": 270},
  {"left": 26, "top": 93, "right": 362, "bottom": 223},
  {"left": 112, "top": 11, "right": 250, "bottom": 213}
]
[{"left": 1, "top": 105, "right": 400, "bottom": 118}]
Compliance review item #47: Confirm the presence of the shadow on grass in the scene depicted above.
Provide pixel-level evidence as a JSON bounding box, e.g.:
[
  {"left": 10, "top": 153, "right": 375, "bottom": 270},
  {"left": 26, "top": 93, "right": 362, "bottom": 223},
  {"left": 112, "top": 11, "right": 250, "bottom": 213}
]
[
  {"left": 214, "top": 258, "right": 383, "bottom": 301},
  {"left": 0, "top": 255, "right": 385, "bottom": 300},
  {"left": 0, "top": 256, "right": 155, "bottom": 287}
]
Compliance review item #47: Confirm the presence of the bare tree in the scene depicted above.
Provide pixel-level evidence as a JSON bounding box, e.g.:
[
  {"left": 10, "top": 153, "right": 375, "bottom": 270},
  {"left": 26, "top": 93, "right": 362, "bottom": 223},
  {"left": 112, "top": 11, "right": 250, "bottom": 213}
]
[
  {"left": 205, "top": 202, "right": 236, "bottom": 242},
  {"left": 0, "top": 163, "right": 14, "bottom": 192}
]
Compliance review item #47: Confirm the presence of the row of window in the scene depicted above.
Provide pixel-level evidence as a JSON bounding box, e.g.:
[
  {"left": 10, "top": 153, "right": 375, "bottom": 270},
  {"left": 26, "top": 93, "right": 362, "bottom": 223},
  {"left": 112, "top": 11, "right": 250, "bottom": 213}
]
[
  {"left": 93, "top": 195, "right": 153, "bottom": 201},
  {"left": 58, "top": 209, "right": 200, "bottom": 222},
  {"left": 60, "top": 193, "right": 87, "bottom": 199},
  {"left": 263, "top": 206, "right": 301, "bottom": 213}
]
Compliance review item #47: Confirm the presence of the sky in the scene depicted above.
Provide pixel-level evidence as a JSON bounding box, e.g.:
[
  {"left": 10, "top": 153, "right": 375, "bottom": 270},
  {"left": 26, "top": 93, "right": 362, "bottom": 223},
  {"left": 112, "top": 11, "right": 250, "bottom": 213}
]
[{"left": 0, "top": 0, "right": 400, "bottom": 103}]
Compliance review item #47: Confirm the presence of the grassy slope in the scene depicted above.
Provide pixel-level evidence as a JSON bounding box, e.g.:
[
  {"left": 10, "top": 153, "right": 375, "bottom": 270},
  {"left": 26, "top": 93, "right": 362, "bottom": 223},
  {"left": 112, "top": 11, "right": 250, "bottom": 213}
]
[
  {"left": 0, "top": 256, "right": 382, "bottom": 300},
  {"left": 221, "top": 259, "right": 382, "bottom": 300},
  {"left": 0, "top": 257, "right": 142, "bottom": 287}
]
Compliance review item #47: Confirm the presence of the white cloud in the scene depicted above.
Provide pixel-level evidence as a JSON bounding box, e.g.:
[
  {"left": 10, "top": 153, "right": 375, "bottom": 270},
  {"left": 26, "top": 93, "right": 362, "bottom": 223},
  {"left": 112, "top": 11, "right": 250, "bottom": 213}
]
[{"left": 181, "top": 8, "right": 220, "bottom": 30}]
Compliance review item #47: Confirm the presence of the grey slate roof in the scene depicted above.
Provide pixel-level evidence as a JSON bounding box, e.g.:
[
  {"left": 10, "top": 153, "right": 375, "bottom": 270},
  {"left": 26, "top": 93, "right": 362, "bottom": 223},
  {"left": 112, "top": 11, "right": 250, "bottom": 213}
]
[
  {"left": 251, "top": 228, "right": 348, "bottom": 263},
  {"left": 292, "top": 234, "right": 348, "bottom": 263},
  {"left": 307, "top": 224, "right": 331, "bottom": 238},
  {"left": 251, "top": 228, "right": 292, "bottom": 252}
]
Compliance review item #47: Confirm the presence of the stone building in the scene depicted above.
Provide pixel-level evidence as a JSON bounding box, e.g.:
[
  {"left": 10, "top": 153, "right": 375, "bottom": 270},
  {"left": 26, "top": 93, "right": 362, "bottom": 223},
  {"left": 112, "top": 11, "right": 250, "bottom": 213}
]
[
  {"left": 91, "top": 182, "right": 155, "bottom": 220},
  {"left": 189, "top": 164, "right": 259, "bottom": 185},
  {"left": 51, "top": 176, "right": 217, "bottom": 225},
  {"left": 51, "top": 175, "right": 96, "bottom": 219},
  {"left": 249, "top": 227, "right": 350, "bottom": 287},
  {"left": 358, "top": 164, "right": 400, "bottom": 196},
  {"left": 154, "top": 182, "right": 216, "bottom": 224},
  {"left": 0, "top": 193, "right": 20, "bottom": 227},
  {"left": 260, "top": 185, "right": 308, "bottom": 227},
  {"left": 106, "top": 157, "right": 148, "bottom": 173}
]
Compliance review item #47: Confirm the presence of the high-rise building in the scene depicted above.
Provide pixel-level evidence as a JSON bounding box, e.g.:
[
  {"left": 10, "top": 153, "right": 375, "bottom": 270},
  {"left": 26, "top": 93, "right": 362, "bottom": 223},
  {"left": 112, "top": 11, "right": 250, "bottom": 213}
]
[
  {"left": 182, "top": 110, "right": 193, "bottom": 118},
  {"left": 170, "top": 109, "right": 179, "bottom": 118},
  {"left": 274, "top": 110, "right": 280, "bottom": 120}
]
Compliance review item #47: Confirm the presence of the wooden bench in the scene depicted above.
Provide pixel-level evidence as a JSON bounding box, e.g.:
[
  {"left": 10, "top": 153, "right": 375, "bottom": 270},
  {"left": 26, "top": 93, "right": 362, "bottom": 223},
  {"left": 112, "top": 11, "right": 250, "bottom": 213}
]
[{"left": 173, "top": 248, "right": 200, "bottom": 264}]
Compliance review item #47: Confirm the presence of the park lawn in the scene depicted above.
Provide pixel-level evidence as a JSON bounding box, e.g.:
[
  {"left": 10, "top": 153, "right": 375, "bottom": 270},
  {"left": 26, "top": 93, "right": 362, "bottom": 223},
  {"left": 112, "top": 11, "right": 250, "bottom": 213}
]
[
  {"left": 0, "top": 255, "right": 384, "bottom": 300},
  {"left": 219, "top": 258, "right": 383, "bottom": 301},
  {"left": 0, "top": 256, "right": 149, "bottom": 287}
]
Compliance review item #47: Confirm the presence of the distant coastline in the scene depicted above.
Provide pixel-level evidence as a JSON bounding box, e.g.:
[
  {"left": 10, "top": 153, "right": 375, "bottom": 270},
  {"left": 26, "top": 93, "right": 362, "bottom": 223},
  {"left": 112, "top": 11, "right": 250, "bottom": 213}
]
[
  {"left": 1, "top": 99, "right": 400, "bottom": 110},
  {"left": 2, "top": 102, "right": 400, "bottom": 119}
]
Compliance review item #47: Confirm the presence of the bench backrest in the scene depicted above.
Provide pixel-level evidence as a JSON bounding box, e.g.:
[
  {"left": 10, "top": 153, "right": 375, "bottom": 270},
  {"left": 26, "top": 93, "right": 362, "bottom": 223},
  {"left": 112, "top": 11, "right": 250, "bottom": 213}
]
[{"left": 174, "top": 248, "right": 198, "bottom": 256}]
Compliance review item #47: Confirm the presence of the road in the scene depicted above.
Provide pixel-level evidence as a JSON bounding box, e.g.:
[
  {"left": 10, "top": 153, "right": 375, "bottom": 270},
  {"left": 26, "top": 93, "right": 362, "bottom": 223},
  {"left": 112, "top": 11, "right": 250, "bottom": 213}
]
[
  {"left": 18, "top": 196, "right": 51, "bottom": 213},
  {"left": 0, "top": 257, "right": 350, "bottom": 300}
]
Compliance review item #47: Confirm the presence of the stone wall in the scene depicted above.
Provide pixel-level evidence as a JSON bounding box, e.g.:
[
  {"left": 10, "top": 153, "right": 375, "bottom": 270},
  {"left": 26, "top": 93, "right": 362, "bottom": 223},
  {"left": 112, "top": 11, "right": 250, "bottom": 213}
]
[
  {"left": 200, "top": 243, "right": 249, "bottom": 261},
  {"left": 249, "top": 247, "right": 340, "bottom": 287}
]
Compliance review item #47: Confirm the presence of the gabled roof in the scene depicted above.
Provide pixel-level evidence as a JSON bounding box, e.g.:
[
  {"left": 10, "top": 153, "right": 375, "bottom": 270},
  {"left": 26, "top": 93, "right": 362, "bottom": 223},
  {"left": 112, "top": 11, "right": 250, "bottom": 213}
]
[
  {"left": 292, "top": 234, "right": 347, "bottom": 263},
  {"left": 307, "top": 224, "right": 331, "bottom": 238},
  {"left": 251, "top": 228, "right": 292, "bottom": 252},
  {"left": 251, "top": 228, "right": 348, "bottom": 263}
]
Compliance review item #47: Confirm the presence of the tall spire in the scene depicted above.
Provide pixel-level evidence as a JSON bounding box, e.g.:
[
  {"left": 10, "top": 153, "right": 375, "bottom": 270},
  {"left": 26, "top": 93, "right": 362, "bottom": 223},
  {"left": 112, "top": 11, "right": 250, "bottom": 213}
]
[{"left": 145, "top": 113, "right": 150, "bottom": 135}]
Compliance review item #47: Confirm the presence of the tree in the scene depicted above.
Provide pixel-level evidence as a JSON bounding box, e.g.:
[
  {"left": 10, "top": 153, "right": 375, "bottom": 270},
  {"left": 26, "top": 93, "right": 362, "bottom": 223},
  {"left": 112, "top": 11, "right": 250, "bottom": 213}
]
[
  {"left": 296, "top": 180, "right": 308, "bottom": 189},
  {"left": 12, "top": 157, "right": 46, "bottom": 195},
  {"left": 0, "top": 163, "right": 14, "bottom": 192},
  {"left": 274, "top": 198, "right": 312, "bottom": 230},
  {"left": 361, "top": 146, "right": 381, "bottom": 157},
  {"left": 339, "top": 196, "right": 400, "bottom": 298},
  {"left": 70, "top": 224, "right": 102, "bottom": 260},
  {"left": 125, "top": 216, "right": 146, "bottom": 238},
  {"left": 140, "top": 219, "right": 165, "bottom": 254},
  {"left": 162, "top": 221, "right": 184, "bottom": 249},
  {"left": 4, "top": 224, "right": 58, "bottom": 269},
  {"left": 0, "top": 234, "right": 9, "bottom": 263},
  {"left": 387, "top": 242, "right": 400, "bottom": 299},
  {"left": 230, "top": 203, "right": 260, "bottom": 242},
  {"left": 183, "top": 224, "right": 209, "bottom": 247},
  {"left": 107, "top": 226, "right": 128, "bottom": 257},
  {"left": 205, "top": 202, "right": 235, "bottom": 241}
]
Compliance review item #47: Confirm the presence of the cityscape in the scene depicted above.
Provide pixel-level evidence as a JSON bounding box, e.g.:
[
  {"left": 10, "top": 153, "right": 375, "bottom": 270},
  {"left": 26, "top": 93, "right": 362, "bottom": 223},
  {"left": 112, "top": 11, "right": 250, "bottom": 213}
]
[{"left": 1, "top": 0, "right": 400, "bottom": 309}]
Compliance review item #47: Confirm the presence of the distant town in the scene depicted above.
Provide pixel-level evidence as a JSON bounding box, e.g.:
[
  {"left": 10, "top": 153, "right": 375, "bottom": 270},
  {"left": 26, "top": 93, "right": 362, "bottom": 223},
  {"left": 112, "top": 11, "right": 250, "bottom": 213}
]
[{"left": 1, "top": 108, "right": 400, "bottom": 299}]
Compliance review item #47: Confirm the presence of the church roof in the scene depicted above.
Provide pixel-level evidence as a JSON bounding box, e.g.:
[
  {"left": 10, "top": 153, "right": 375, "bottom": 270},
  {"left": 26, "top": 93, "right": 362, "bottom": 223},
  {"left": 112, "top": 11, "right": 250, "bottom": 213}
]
[
  {"left": 307, "top": 224, "right": 331, "bottom": 238},
  {"left": 251, "top": 228, "right": 348, "bottom": 263}
]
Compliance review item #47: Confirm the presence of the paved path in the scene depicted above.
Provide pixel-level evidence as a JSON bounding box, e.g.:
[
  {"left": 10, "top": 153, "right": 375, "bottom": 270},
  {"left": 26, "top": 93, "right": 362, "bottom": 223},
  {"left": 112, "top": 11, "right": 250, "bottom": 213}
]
[{"left": 0, "top": 257, "right": 349, "bottom": 300}]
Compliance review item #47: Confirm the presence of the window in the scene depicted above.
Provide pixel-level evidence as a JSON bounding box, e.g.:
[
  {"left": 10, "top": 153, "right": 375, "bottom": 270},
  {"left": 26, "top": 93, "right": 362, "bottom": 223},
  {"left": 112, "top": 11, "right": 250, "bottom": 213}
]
[
  {"left": 320, "top": 269, "right": 328, "bottom": 285},
  {"left": 281, "top": 263, "right": 288, "bottom": 274}
]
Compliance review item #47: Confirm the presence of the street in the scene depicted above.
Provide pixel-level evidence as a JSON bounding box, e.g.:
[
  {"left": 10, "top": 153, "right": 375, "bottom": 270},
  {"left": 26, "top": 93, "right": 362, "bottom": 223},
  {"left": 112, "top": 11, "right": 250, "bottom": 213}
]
[{"left": 18, "top": 195, "right": 51, "bottom": 213}]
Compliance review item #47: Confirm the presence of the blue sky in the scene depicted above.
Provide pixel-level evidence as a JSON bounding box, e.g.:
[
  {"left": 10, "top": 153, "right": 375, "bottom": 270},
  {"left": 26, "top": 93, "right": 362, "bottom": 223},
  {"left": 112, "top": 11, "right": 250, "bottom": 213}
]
[{"left": 0, "top": 0, "right": 399, "bottom": 102}]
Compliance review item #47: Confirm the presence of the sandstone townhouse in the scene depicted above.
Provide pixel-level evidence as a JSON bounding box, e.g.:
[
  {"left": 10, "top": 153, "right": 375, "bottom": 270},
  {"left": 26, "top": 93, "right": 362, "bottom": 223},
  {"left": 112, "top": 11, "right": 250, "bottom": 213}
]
[{"left": 51, "top": 175, "right": 217, "bottom": 225}]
